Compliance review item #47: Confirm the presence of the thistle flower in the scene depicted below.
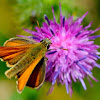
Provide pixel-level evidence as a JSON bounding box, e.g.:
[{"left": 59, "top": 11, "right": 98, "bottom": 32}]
[{"left": 18, "top": 4, "right": 100, "bottom": 96}]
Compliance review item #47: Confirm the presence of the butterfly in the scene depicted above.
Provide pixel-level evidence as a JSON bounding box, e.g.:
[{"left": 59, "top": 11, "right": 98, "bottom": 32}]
[{"left": 0, "top": 37, "right": 51, "bottom": 93}]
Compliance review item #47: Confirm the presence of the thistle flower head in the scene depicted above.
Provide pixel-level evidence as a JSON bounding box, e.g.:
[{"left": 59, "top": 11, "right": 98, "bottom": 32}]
[{"left": 18, "top": 4, "right": 100, "bottom": 96}]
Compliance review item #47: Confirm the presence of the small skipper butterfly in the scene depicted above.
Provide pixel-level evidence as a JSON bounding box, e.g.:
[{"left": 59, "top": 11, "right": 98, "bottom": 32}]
[{"left": 0, "top": 37, "right": 51, "bottom": 93}]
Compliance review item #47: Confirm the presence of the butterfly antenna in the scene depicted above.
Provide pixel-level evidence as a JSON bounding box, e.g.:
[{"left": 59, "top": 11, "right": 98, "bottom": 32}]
[
  {"left": 49, "top": 35, "right": 54, "bottom": 40},
  {"left": 49, "top": 30, "right": 58, "bottom": 40}
]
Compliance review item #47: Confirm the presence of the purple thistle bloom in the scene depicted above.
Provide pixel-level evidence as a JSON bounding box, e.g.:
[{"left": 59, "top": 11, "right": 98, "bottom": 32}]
[{"left": 18, "top": 4, "right": 100, "bottom": 96}]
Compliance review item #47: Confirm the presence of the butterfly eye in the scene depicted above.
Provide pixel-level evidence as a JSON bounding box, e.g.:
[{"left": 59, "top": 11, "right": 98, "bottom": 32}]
[{"left": 47, "top": 45, "right": 50, "bottom": 49}]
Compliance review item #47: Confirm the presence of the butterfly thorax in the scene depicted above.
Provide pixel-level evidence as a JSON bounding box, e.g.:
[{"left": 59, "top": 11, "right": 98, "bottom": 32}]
[{"left": 40, "top": 38, "right": 51, "bottom": 49}]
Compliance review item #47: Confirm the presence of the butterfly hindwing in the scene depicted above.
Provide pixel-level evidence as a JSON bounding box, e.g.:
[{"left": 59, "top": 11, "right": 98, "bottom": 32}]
[
  {"left": 17, "top": 55, "right": 43, "bottom": 93},
  {"left": 26, "top": 57, "right": 46, "bottom": 88}
]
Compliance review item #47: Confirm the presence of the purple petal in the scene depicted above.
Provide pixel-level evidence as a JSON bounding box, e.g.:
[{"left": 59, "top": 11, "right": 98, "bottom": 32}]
[
  {"left": 42, "top": 22, "right": 48, "bottom": 29},
  {"left": 48, "top": 62, "right": 53, "bottom": 70},
  {"left": 65, "top": 79, "right": 69, "bottom": 94},
  {"left": 75, "top": 32, "right": 81, "bottom": 37},
  {"left": 50, "top": 29, "right": 55, "bottom": 36},
  {"left": 79, "top": 77, "right": 87, "bottom": 90},
  {"left": 65, "top": 55, "right": 67, "bottom": 59},
  {"left": 17, "top": 35, "right": 32, "bottom": 39},
  {"left": 74, "top": 56, "right": 87, "bottom": 63},
  {"left": 23, "top": 28, "right": 42, "bottom": 38},
  {"left": 17, "top": 35, "right": 40, "bottom": 42},
  {"left": 52, "top": 67, "right": 61, "bottom": 85},
  {"left": 91, "top": 27, "right": 100, "bottom": 34},
  {"left": 83, "top": 21, "right": 93, "bottom": 30},
  {"left": 32, "top": 36, "right": 40, "bottom": 41},
  {"left": 87, "top": 76, "right": 93, "bottom": 87},
  {"left": 93, "top": 63, "right": 100, "bottom": 68},
  {"left": 44, "top": 14, "right": 50, "bottom": 25},
  {"left": 41, "top": 27, "right": 51, "bottom": 36},
  {"left": 76, "top": 12, "right": 88, "bottom": 25},
  {"left": 23, "top": 28, "right": 33, "bottom": 34},
  {"left": 59, "top": 3, "right": 63, "bottom": 25},
  {"left": 89, "top": 53, "right": 100, "bottom": 59},
  {"left": 69, "top": 84, "right": 73, "bottom": 97},
  {"left": 77, "top": 48, "right": 85, "bottom": 51},
  {"left": 88, "top": 74, "right": 98, "bottom": 82},
  {"left": 54, "top": 67, "right": 61, "bottom": 80},
  {"left": 47, "top": 85, "right": 54, "bottom": 95},
  {"left": 52, "top": 6, "right": 56, "bottom": 24},
  {"left": 52, "top": 79, "right": 55, "bottom": 85},
  {"left": 77, "top": 63, "right": 92, "bottom": 74},
  {"left": 89, "top": 35, "right": 100, "bottom": 40},
  {"left": 63, "top": 16, "right": 65, "bottom": 27},
  {"left": 47, "top": 51, "right": 57, "bottom": 55}
]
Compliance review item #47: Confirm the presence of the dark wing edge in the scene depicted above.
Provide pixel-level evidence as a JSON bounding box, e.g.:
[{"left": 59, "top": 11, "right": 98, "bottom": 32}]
[{"left": 26, "top": 57, "right": 46, "bottom": 89}]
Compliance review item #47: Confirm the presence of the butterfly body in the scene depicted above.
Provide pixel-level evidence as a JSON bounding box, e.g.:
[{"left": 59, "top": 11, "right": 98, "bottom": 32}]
[{"left": 0, "top": 37, "right": 51, "bottom": 93}]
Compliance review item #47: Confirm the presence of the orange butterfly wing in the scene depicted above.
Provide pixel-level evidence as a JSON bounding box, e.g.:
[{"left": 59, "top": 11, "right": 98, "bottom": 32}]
[
  {"left": 0, "top": 37, "right": 36, "bottom": 67},
  {"left": 17, "top": 55, "right": 43, "bottom": 93},
  {"left": 26, "top": 57, "right": 46, "bottom": 88},
  {"left": 3, "top": 37, "right": 36, "bottom": 46}
]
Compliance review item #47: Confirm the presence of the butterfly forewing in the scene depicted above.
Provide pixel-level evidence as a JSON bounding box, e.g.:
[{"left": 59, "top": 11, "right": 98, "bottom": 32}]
[
  {"left": 0, "top": 37, "right": 36, "bottom": 67},
  {"left": 4, "top": 37, "right": 36, "bottom": 47}
]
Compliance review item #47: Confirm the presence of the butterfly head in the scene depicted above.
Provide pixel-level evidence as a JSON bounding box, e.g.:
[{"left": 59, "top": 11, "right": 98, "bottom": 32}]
[{"left": 41, "top": 38, "right": 51, "bottom": 49}]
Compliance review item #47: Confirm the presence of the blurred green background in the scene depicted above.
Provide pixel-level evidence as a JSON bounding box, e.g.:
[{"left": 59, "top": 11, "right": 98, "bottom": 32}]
[{"left": 0, "top": 0, "right": 100, "bottom": 100}]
